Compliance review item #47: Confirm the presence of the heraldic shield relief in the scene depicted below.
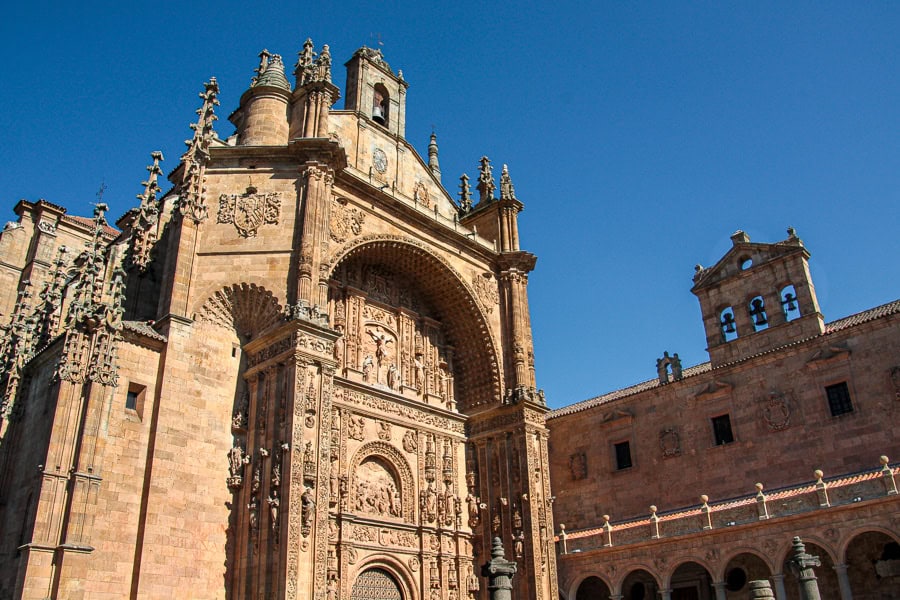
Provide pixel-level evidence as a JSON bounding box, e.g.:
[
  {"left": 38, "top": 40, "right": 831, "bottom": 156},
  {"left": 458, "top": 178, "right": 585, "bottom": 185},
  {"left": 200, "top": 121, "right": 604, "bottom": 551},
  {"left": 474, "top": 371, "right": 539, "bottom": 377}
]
[{"left": 218, "top": 186, "right": 282, "bottom": 237}]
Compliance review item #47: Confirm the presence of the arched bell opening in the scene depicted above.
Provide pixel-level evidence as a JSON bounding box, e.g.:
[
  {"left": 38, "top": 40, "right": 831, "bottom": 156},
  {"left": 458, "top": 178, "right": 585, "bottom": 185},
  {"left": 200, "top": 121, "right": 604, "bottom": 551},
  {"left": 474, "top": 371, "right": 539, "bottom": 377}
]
[{"left": 326, "top": 237, "right": 501, "bottom": 413}]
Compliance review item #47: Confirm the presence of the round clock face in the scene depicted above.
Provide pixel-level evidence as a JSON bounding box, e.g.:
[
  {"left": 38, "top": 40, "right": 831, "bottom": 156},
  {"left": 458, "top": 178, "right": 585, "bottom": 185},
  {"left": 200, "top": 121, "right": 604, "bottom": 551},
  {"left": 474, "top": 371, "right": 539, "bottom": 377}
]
[{"left": 373, "top": 148, "right": 388, "bottom": 173}]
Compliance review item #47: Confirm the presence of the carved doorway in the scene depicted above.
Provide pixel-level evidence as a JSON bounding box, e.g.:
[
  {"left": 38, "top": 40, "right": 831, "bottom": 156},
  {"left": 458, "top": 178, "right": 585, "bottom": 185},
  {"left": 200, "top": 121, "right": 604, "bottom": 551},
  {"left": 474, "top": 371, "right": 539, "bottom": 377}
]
[{"left": 350, "top": 567, "right": 403, "bottom": 600}]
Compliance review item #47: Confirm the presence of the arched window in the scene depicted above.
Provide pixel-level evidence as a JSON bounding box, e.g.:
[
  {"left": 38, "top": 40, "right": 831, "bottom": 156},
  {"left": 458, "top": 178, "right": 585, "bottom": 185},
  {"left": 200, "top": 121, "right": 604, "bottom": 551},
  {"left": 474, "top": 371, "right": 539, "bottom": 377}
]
[
  {"left": 781, "top": 284, "right": 800, "bottom": 321},
  {"left": 720, "top": 307, "right": 738, "bottom": 342},
  {"left": 748, "top": 295, "right": 768, "bottom": 332},
  {"left": 372, "top": 83, "right": 390, "bottom": 127}
]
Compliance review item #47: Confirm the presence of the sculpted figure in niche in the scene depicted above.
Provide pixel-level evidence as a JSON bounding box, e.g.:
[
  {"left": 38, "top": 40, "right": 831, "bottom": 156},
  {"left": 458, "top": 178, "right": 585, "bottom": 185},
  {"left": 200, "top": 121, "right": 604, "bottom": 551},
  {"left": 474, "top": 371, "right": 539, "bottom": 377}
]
[
  {"left": 267, "top": 490, "right": 280, "bottom": 534},
  {"left": 466, "top": 493, "right": 480, "bottom": 527},
  {"left": 301, "top": 487, "right": 315, "bottom": 536},
  {"left": 362, "top": 355, "right": 374, "bottom": 382},
  {"left": 367, "top": 326, "right": 393, "bottom": 369},
  {"left": 387, "top": 363, "right": 399, "bottom": 390},
  {"left": 333, "top": 324, "right": 344, "bottom": 365},
  {"left": 414, "top": 356, "right": 425, "bottom": 394}
]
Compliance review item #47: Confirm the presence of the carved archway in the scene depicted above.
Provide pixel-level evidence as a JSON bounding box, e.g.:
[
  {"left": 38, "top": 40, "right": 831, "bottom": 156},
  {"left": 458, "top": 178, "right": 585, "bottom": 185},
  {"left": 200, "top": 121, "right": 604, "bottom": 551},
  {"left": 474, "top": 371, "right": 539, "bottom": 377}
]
[
  {"left": 349, "top": 441, "right": 415, "bottom": 523},
  {"left": 327, "top": 235, "right": 501, "bottom": 412},
  {"left": 194, "top": 282, "right": 284, "bottom": 341}
]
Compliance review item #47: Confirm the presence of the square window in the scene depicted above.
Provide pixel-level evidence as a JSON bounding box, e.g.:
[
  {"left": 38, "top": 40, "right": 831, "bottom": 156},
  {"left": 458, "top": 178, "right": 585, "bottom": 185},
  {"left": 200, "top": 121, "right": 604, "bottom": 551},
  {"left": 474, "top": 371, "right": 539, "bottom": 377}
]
[
  {"left": 614, "top": 441, "right": 632, "bottom": 470},
  {"left": 712, "top": 414, "right": 734, "bottom": 446},
  {"left": 126, "top": 383, "right": 146, "bottom": 419},
  {"left": 825, "top": 382, "right": 853, "bottom": 416}
]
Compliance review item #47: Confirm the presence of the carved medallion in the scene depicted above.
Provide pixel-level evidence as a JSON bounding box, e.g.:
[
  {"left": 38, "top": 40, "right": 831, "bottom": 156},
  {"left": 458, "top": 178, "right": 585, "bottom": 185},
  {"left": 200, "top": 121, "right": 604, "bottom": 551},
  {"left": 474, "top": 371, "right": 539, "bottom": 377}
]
[
  {"left": 413, "top": 181, "right": 431, "bottom": 208},
  {"left": 761, "top": 390, "right": 792, "bottom": 431},
  {"left": 329, "top": 198, "right": 365, "bottom": 243},
  {"left": 217, "top": 187, "right": 281, "bottom": 237}
]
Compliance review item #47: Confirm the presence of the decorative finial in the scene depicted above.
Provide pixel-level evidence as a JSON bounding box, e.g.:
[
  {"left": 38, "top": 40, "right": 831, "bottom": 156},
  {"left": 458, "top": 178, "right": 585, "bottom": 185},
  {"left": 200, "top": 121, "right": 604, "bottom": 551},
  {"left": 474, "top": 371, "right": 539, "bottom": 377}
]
[
  {"left": 500, "top": 164, "right": 516, "bottom": 200},
  {"left": 178, "top": 78, "right": 220, "bottom": 223},
  {"left": 458, "top": 174, "right": 472, "bottom": 214},
  {"left": 428, "top": 132, "right": 440, "bottom": 178},
  {"left": 476, "top": 156, "right": 496, "bottom": 204}
]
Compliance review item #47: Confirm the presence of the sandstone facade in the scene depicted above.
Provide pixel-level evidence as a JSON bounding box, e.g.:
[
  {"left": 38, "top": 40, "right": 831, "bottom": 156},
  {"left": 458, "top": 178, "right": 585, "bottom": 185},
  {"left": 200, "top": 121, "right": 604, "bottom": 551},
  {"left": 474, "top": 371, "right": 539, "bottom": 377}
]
[{"left": 0, "top": 41, "right": 556, "bottom": 600}]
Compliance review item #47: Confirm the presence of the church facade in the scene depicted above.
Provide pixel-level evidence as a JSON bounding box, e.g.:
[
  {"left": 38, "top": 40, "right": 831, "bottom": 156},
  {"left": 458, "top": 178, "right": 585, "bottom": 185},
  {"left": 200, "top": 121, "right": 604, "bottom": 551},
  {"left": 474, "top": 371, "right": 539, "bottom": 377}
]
[{"left": 0, "top": 41, "right": 557, "bottom": 599}]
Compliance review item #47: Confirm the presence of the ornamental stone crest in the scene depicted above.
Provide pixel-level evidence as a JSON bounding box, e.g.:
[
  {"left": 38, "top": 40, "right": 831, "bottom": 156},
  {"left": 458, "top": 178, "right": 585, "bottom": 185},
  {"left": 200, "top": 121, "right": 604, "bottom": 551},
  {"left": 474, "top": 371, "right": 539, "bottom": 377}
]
[
  {"left": 471, "top": 271, "right": 498, "bottom": 313},
  {"left": 217, "top": 186, "right": 281, "bottom": 237},
  {"left": 761, "top": 390, "right": 792, "bottom": 431},
  {"left": 569, "top": 452, "right": 587, "bottom": 480},
  {"left": 329, "top": 198, "right": 365, "bottom": 243},
  {"left": 659, "top": 427, "right": 681, "bottom": 457}
]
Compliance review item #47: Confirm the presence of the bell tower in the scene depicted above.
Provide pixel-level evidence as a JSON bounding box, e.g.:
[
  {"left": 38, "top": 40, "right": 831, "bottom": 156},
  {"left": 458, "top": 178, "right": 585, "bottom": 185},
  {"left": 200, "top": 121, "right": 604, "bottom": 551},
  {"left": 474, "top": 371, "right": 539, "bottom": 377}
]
[
  {"left": 344, "top": 47, "right": 409, "bottom": 138},
  {"left": 691, "top": 228, "right": 825, "bottom": 367}
]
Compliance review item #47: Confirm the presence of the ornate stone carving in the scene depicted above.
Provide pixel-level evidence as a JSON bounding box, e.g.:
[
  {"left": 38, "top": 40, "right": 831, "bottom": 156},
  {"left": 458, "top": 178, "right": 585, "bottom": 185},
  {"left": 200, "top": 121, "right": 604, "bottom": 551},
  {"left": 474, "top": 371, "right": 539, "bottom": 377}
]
[
  {"left": 659, "top": 427, "right": 681, "bottom": 457},
  {"left": 349, "top": 441, "right": 415, "bottom": 523},
  {"left": 329, "top": 197, "right": 365, "bottom": 243},
  {"left": 348, "top": 414, "right": 366, "bottom": 441},
  {"left": 227, "top": 444, "right": 249, "bottom": 489},
  {"left": 476, "top": 156, "right": 495, "bottom": 203},
  {"left": 217, "top": 186, "right": 281, "bottom": 237},
  {"left": 338, "top": 388, "right": 465, "bottom": 435},
  {"left": 761, "top": 390, "right": 792, "bottom": 431},
  {"left": 196, "top": 282, "right": 283, "bottom": 339},
  {"left": 402, "top": 430, "right": 418, "bottom": 453},
  {"left": 568, "top": 453, "right": 587, "bottom": 480},
  {"left": 377, "top": 420, "right": 392, "bottom": 441},
  {"left": 300, "top": 487, "right": 315, "bottom": 537},
  {"left": 471, "top": 271, "right": 498, "bottom": 314}
]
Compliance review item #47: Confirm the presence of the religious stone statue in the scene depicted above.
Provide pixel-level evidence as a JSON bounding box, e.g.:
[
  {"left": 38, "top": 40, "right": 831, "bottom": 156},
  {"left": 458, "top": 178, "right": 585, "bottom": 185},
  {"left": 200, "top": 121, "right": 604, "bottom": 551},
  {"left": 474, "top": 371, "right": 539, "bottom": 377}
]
[{"left": 301, "top": 487, "right": 315, "bottom": 537}]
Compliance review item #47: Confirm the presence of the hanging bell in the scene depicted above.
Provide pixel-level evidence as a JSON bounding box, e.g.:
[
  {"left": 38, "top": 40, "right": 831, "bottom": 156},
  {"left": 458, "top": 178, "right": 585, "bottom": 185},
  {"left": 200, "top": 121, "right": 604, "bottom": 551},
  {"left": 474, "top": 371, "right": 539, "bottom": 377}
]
[{"left": 372, "top": 104, "right": 385, "bottom": 124}]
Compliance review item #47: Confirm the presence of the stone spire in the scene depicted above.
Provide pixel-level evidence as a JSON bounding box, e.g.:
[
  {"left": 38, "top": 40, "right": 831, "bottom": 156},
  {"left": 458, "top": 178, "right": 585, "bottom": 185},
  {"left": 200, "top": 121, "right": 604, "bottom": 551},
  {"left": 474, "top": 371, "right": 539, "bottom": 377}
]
[
  {"left": 428, "top": 132, "right": 441, "bottom": 181},
  {"left": 458, "top": 174, "right": 472, "bottom": 214},
  {"left": 499, "top": 164, "right": 516, "bottom": 200},
  {"left": 129, "top": 151, "right": 164, "bottom": 272},
  {"left": 56, "top": 203, "right": 125, "bottom": 386},
  {"left": 178, "top": 78, "right": 219, "bottom": 223},
  {"left": 35, "top": 245, "right": 70, "bottom": 345},
  {"left": 476, "top": 156, "right": 496, "bottom": 204},
  {"left": 0, "top": 281, "right": 36, "bottom": 418}
]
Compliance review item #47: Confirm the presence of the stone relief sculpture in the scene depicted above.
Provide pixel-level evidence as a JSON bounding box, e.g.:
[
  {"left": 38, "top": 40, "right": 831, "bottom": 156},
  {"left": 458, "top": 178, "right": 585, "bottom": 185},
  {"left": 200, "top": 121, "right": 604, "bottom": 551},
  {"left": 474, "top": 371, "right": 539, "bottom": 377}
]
[
  {"left": 355, "top": 457, "right": 402, "bottom": 518},
  {"left": 227, "top": 444, "right": 249, "bottom": 489},
  {"left": 761, "top": 390, "right": 792, "bottom": 431}
]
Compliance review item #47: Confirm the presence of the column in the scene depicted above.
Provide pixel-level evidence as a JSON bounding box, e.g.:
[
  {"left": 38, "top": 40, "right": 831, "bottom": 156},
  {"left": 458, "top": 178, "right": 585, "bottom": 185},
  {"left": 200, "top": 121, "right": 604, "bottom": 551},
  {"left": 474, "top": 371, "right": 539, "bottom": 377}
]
[
  {"left": 771, "top": 574, "right": 788, "bottom": 600},
  {"left": 657, "top": 589, "right": 672, "bottom": 600},
  {"left": 833, "top": 564, "right": 853, "bottom": 600},
  {"left": 712, "top": 581, "right": 727, "bottom": 600}
]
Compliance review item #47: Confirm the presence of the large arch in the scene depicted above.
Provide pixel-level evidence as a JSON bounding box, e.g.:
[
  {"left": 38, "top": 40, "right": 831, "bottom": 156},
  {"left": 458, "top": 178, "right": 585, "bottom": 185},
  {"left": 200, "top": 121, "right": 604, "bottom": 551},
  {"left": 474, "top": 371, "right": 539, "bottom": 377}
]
[
  {"left": 348, "top": 440, "right": 416, "bottom": 523},
  {"left": 842, "top": 530, "right": 900, "bottom": 598},
  {"left": 327, "top": 235, "right": 502, "bottom": 412},
  {"left": 572, "top": 574, "right": 612, "bottom": 600}
]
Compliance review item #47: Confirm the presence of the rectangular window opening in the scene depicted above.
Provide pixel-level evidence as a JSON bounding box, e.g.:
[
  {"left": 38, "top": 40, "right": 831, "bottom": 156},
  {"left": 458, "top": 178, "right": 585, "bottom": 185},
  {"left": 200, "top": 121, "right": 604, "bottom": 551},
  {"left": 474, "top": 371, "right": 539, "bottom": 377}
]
[
  {"left": 826, "top": 382, "right": 853, "bottom": 416},
  {"left": 126, "top": 382, "right": 147, "bottom": 419},
  {"left": 712, "top": 414, "right": 734, "bottom": 446},
  {"left": 614, "top": 441, "right": 632, "bottom": 470}
]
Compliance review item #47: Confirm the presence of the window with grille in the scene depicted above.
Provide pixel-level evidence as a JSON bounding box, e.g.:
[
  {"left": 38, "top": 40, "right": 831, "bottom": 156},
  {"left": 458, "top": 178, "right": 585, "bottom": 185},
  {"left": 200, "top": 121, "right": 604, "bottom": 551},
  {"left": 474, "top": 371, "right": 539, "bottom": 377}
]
[{"left": 826, "top": 382, "right": 853, "bottom": 416}]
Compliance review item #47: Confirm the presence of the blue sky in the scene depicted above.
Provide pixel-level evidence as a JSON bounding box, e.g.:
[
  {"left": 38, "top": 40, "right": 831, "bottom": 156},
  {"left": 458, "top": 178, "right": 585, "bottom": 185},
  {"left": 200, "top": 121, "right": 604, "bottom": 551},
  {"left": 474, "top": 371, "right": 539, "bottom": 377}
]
[{"left": 1, "top": 2, "right": 898, "bottom": 408}]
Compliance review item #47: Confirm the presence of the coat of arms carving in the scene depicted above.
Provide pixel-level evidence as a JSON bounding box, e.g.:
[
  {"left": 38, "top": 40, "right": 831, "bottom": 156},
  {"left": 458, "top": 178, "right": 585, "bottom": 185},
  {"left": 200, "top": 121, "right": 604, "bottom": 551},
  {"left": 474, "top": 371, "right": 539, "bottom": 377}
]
[
  {"left": 761, "top": 390, "right": 792, "bottom": 431},
  {"left": 330, "top": 198, "right": 365, "bottom": 243},
  {"left": 217, "top": 186, "right": 281, "bottom": 237}
]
